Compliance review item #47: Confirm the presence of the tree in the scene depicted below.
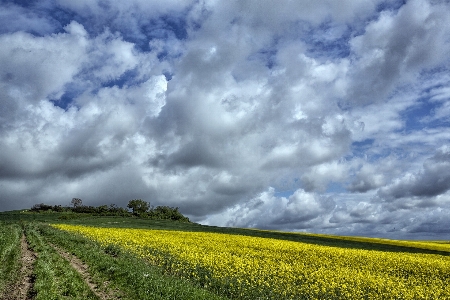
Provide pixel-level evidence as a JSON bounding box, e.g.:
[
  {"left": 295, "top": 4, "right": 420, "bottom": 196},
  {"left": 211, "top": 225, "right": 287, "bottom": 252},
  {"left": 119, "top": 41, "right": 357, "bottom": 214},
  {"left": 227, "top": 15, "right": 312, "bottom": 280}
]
[
  {"left": 96, "top": 205, "right": 108, "bottom": 214},
  {"left": 148, "top": 206, "right": 190, "bottom": 222},
  {"left": 109, "top": 204, "right": 119, "bottom": 212},
  {"left": 31, "top": 203, "right": 52, "bottom": 212},
  {"left": 71, "top": 198, "right": 82, "bottom": 208},
  {"left": 127, "top": 199, "right": 149, "bottom": 214}
]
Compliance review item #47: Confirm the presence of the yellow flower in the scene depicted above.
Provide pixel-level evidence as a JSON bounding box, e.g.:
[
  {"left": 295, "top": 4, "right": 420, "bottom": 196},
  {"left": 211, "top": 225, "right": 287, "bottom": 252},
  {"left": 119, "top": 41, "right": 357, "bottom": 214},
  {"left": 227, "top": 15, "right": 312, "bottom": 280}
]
[{"left": 52, "top": 224, "right": 450, "bottom": 300}]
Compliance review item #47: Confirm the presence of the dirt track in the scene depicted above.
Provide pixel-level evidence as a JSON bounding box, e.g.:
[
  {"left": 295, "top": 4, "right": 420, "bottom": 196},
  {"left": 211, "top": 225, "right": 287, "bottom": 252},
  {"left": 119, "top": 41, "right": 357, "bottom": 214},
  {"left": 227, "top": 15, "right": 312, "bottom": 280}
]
[
  {"left": 52, "top": 245, "right": 118, "bottom": 300},
  {"left": 1, "top": 234, "right": 36, "bottom": 300},
  {"left": 1, "top": 234, "right": 119, "bottom": 300}
]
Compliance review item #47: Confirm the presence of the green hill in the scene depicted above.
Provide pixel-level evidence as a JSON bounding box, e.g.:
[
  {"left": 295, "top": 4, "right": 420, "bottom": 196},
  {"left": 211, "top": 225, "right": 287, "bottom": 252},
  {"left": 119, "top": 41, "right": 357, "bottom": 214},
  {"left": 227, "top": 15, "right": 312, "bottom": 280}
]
[{"left": 1, "top": 210, "right": 449, "bottom": 299}]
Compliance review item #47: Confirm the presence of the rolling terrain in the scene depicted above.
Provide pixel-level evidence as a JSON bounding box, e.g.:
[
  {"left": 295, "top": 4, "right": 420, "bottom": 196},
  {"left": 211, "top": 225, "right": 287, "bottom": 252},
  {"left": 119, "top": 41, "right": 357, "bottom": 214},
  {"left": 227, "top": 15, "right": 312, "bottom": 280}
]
[{"left": 1, "top": 210, "right": 449, "bottom": 299}]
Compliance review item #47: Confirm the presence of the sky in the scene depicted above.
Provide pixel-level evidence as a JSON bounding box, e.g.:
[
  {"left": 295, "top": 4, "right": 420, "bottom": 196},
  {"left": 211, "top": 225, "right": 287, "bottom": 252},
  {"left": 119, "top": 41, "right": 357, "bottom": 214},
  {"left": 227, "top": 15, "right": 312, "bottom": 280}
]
[{"left": 1, "top": 0, "right": 450, "bottom": 240}]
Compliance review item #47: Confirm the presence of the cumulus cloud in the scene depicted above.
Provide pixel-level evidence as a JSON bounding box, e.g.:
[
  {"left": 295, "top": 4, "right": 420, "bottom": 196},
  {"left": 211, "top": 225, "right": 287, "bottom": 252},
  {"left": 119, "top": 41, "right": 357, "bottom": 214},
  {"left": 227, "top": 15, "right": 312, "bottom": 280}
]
[
  {"left": 0, "top": 21, "right": 88, "bottom": 105},
  {"left": 301, "top": 161, "right": 349, "bottom": 192},
  {"left": 0, "top": 3, "right": 57, "bottom": 35},
  {"left": 0, "top": 20, "right": 166, "bottom": 192},
  {"left": 347, "top": 158, "right": 388, "bottom": 193},
  {"left": 347, "top": 0, "right": 450, "bottom": 105},
  {"left": 378, "top": 146, "right": 450, "bottom": 201},
  {"left": 205, "top": 188, "right": 335, "bottom": 230},
  {"left": 1, "top": 0, "right": 450, "bottom": 239}
]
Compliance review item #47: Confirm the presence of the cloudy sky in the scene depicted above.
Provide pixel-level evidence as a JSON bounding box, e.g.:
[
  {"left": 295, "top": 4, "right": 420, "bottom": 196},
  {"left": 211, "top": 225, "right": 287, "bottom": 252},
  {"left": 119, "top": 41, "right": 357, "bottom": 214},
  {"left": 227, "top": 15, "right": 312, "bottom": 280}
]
[{"left": 1, "top": 0, "right": 450, "bottom": 239}]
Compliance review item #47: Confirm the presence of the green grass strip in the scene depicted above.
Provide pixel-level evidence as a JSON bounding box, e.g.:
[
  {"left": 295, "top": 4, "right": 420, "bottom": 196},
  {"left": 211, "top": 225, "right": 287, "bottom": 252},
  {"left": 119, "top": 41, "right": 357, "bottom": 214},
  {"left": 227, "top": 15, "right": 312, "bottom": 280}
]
[
  {"left": 58, "top": 216, "right": 450, "bottom": 256},
  {"left": 38, "top": 223, "right": 228, "bottom": 300},
  {"left": 0, "top": 222, "right": 22, "bottom": 295},
  {"left": 25, "top": 223, "right": 99, "bottom": 300}
]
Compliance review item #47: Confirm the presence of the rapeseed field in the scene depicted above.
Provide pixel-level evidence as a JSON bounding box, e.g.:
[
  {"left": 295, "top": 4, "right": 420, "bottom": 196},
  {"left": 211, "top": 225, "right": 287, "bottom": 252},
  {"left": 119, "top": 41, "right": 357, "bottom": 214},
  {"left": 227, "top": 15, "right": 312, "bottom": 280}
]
[{"left": 53, "top": 224, "right": 450, "bottom": 299}]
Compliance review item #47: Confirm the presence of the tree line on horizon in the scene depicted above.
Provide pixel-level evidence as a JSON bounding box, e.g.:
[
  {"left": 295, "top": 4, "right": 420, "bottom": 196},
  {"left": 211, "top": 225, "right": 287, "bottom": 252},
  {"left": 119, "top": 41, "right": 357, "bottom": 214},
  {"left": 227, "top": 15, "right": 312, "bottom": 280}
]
[{"left": 29, "top": 198, "right": 190, "bottom": 222}]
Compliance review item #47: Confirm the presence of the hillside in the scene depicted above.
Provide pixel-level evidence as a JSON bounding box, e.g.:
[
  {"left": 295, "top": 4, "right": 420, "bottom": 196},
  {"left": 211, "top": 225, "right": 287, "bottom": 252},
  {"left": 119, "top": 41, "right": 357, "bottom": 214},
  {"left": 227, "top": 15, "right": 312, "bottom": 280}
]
[{"left": 1, "top": 210, "right": 449, "bottom": 299}]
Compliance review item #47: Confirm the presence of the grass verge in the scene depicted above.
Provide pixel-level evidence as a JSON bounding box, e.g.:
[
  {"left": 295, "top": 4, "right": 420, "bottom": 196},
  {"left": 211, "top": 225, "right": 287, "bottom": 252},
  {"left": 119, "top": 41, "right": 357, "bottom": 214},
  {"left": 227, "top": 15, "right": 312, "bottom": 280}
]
[
  {"left": 24, "top": 223, "right": 99, "bottom": 300},
  {"left": 0, "top": 222, "right": 22, "bottom": 296},
  {"left": 38, "top": 223, "right": 228, "bottom": 300}
]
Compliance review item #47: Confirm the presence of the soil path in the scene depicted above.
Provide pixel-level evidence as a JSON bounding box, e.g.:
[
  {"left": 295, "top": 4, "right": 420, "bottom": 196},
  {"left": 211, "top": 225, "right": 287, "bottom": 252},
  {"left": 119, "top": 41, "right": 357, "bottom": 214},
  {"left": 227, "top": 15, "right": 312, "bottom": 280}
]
[
  {"left": 1, "top": 234, "right": 37, "bottom": 300},
  {"left": 52, "top": 246, "right": 120, "bottom": 300}
]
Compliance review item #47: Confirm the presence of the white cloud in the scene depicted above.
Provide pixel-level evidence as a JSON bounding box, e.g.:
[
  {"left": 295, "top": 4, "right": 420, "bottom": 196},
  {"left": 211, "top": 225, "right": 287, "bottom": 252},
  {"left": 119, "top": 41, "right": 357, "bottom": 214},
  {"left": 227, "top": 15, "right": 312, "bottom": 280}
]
[
  {"left": 205, "top": 187, "right": 335, "bottom": 230},
  {"left": 347, "top": 0, "right": 450, "bottom": 105},
  {"left": 347, "top": 162, "right": 386, "bottom": 193},
  {"left": 88, "top": 31, "right": 139, "bottom": 82},
  {"left": 0, "top": 3, "right": 56, "bottom": 35},
  {"left": 301, "top": 161, "right": 348, "bottom": 192},
  {"left": 0, "top": 21, "right": 88, "bottom": 105},
  {"left": 1, "top": 0, "right": 450, "bottom": 239},
  {"left": 56, "top": 0, "right": 190, "bottom": 16}
]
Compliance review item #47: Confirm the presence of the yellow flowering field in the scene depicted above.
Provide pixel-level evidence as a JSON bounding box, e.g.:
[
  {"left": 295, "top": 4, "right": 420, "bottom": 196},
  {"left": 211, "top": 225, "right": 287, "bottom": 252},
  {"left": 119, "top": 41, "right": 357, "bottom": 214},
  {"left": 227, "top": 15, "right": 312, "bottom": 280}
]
[{"left": 52, "top": 224, "right": 450, "bottom": 299}]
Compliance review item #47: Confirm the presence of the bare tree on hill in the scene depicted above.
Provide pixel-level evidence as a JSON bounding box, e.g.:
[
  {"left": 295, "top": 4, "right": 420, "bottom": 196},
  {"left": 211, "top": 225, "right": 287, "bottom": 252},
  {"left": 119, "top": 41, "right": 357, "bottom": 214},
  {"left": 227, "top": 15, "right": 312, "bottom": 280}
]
[{"left": 71, "top": 198, "right": 83, "bottom": 208}]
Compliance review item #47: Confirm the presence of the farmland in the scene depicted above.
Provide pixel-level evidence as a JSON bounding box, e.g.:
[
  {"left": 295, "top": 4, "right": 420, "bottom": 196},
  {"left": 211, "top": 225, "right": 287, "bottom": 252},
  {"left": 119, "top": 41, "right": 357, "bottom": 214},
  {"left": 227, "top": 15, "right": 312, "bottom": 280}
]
[{"left": 1, "top": 211, "right": 450, "bottom": 299}]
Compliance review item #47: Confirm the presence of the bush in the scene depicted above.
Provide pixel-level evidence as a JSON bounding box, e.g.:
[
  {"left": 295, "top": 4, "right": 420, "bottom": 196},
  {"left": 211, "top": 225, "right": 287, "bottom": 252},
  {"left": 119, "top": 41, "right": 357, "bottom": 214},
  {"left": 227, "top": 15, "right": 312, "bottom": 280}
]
[
  {"left": 31, "top": 203, "right": 53, "bottom": 212},
  {"left": 96, "top": 205, "right": 108, "bottom": 214},
  {"left": 52, "top": 205, "right": 65, "bottom": 212},
  {"left": 148, "top": 206, "right": 190, "bottom": 222},
  {"left": 28, "top": 201, "right": 190, "bottom": 222},
  {"left": 72, "top": 205, "right": 97, "bottom": 214}
]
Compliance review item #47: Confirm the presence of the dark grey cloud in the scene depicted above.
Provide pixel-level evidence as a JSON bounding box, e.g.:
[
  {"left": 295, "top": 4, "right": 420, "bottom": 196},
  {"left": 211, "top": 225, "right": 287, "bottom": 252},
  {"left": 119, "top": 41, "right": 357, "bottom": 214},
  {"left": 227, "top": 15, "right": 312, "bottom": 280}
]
[
  {"left": 410, "top": 219, "right": 450, "bottom": 234},
  {"left": 378, "top": 146, "right": 450, "bottom": 200},
  {"left": 165, "top": 139, "right": 223, "bottom": 169},
  {"left": 347, "top": 164, "right": 385, "bottom": 193}
]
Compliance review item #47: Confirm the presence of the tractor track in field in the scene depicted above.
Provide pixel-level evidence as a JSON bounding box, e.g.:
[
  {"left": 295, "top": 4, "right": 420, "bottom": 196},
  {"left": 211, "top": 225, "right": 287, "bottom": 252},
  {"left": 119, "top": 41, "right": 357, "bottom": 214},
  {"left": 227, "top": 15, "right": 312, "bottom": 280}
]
[
  {"left": 1, "top": 234, "right": 37, "bottom": 300},
  {"left": 51, "top": 245, "right": 122, "bottom": 300}
]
